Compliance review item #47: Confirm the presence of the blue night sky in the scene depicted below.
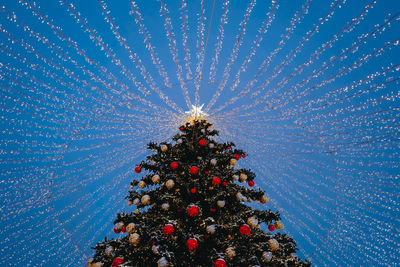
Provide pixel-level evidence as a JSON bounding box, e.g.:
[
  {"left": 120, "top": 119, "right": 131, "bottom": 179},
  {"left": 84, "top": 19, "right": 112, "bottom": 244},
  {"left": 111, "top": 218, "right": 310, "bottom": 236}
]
[{"left": 1, "top": 0, "right": 399, "bottom": 266}]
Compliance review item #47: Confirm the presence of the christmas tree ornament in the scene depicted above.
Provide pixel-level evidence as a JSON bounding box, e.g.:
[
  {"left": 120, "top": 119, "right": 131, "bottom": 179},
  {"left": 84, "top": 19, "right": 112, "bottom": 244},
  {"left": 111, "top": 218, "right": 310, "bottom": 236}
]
[
  {"left": 138, "top": 181, "right": 146, "bottom": 189},
  {"left": 114, "top": 222, "right": 124, "bottom": 234},
  {"left": 187, "top": 204, "right": 199, "bottom": 216},
  {"left": 240, "top": 224, "right": 251, "bottom": 236},
  {"left": 206, "top": 224, "right": 216, "bottom": 234},
  {"left": 129, "top": 233, "right": 140, "bottom": 246},
  {"left": 262, "top": 251, "right": 272, "bottom": 262},
  {"left": 141, "top": 195, "right": 150, "bottom": 205},
  {"left": 129, "top": 185, "right": 134, "bottom": 190},
  {"left": 190, "top": 188, "right": 197, "bottom": 193},
  {"left": 112, "top": 257, "right": 123, "bottom": 267},
  {"left": 247, "top": 216, "right": 259, "bottom": 227},
  {"left": 157, "top": 257, "right": 168, "bottom": 267},
  {"left": 161, "top": 203, "right": 170, "bottom": 210},
  {"left": 240, "top": 173, "right": 247, "bottom": 182},
  {"left": 92, "top": 262, "right": 104, "bottom": 267},
  {"left": 133, "top": 198, "right": 140, "bottom": 205},
  {"left": 214, "top": 259, "right": 227, "bottom": 267},
  {"left": 226, "top": 247, "right": 236, "bottom": 259},
  {"left": 217, "top": 200, "right": 225, "bottom": 208},
  {"left": 234, "top": 154, "right": 240, "bottom": 160},
  {"left": 260, "top": 195, "right": 269, "bottom": 204},
  {"left": 209, "top": 143, "right": 215, "bottom": 148},
  {"left": 152, "top": 174, "right": 160, "bottom": 183},
  {"left": 126, "top": 223, "right": 136, "bottom": 233},
  {"left": 233, "top": 174, "right": 239, "bottom": 181},
  {"left": 127, "top": 200, "right": 132, "bottom": 206},
  {"left": 227, "top": 146, "right": 231, "bottom": 150},
  {"left": 236, "top": 192, "right": 244, "bottom": 201},
  {"left": 201, "top": 129, "right": 206, "bottom": 133},
  {"left": 190, "top": 166, "right": 199, "bottom": 175},
  {"left": 210, "top": 158, "right": 217, "bottom": 165},
  {"left": 186, "top": 238, "right": 198, "bottom": 252},
  {"left": 105, "top": 246, "right": 113, "bottom": 255},
  {"left": 170, "top": 162, "right": 178, "bottom": 170},
  {"left": 177, "top": 138, "right": 183, "bottom": 144},
  {"left": 134, "top": 209, "right": 140, "bottom": 214},
  {"left": 222, "top": 181, "right": 228, "bottom": 186},
  {"left": 248, "top": 180, "right": 255, "bottom": 187},
  {"left": 268, "top": 224, "right": 276, "bottom": 231},
  {"left": 212, "top": 177, "right": 221, "bottom": 186},
  {"left": 179, "top": 126, "right": 184, "bottom": 131},
  {"left": 199, "top": 139, "right": 207, "bottom": 146},
  {"left": 275, "top": 221, "right": 284, "bottom": 230},
  {"left": 268, "top": 238, "right": 279, "bottom": 251},
  {"left": 230, "top": 158, "right": 237, "bottom": 166},
  {"left": 242, "top": 154, "right": 246, "bottom": 158},
  {"left": 152, "top": 245, "right": 160, "bottom": 254},
  {"left": 165, "top": 179, "right": 175, "bottom": 189},
  {"left": 134, "top": 166, "right": 141, "bottom": 173},
  {"left": 163, "top": 224, "right": 174, "bottom": 236},
  {"left": 121, "top": 226, "right": 127, "bottom": 233},
  {"left": 161, "top": 144, "right": 168, "bottom": 152},
  {"left": 86, "top": 259, "right": 92, "bottom": 267}
]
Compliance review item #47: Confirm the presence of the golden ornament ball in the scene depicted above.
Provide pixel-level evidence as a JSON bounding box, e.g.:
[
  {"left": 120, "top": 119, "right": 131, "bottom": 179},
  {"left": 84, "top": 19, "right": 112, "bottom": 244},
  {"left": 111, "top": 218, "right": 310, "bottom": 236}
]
[
  {"left": 268, "top": 238, "right": 279, "bottom": 251},
  {"left": 161, "top": 145, "right": 168, "bottom": 152},
  {"left": 129, "top": 233, "right": 140, "bottom": 246},
  {"left": 230, "top": 158, "right": 237, "bottom": 166},
  {"left": 165, "top": 179, "right": 175, "bottom": 189},
  {"left": 152, "top": 175, "right": 160, "bottom": 183},
  {"left": 275, "top": 221, "right": 284, "bottom": 230},
  {"left": 138, "top": 181, "right": 146, "bottom": 189},
  {"left": 141, "top": 195, "right": 151, "bottom": 205},
  {"left": 126, "top": 223, "right": 136, "bottom": 233}
]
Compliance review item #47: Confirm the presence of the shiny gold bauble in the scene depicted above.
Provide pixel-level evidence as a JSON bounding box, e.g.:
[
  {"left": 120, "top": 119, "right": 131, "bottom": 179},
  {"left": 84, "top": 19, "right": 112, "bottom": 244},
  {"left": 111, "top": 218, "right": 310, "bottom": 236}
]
[
  {"left": 141, "top": 195, "right": 151, "bottom": 205},
  {"left": 152, "top": 174, "right": 160, "bottom": 183},
  {"left": 275, "top": 221, "right": 284, "bottom": 230},
  {"left": 138, "top": 181, "right": 146, "bottom": 189},
  {"left": 268, "top": 238, "right": 279, "bottom": 251},
  {"left": 161, "top": 145, "right": 168, "bottom": 152},
  {"left": 129, "top": 233, "right": 140, "bottom": 246},
  {"left": 230, "top": 158, "right": 237, "bottom": 166},
  {"left": 126, "top": 223, "right": 136, "bottom": 233}
]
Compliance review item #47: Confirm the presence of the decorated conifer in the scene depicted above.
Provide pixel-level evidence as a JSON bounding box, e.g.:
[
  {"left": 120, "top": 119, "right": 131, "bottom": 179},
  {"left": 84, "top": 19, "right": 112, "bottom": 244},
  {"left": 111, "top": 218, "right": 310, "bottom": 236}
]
[{"left": 89, "top": 120, "right": 310, "bottom": 266}]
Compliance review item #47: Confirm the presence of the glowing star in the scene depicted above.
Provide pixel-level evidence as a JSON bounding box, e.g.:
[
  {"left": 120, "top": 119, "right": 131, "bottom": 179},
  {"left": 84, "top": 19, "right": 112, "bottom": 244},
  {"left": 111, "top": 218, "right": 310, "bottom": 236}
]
[{"left": 185, "top": 105, "right": 207, "bottom": 121}]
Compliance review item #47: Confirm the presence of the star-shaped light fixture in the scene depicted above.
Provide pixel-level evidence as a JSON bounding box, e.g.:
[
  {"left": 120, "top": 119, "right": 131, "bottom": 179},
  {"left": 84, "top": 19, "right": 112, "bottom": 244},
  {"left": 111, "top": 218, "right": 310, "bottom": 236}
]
[{"left": 184, "top": 104, "right": 208, "bottom": 122}]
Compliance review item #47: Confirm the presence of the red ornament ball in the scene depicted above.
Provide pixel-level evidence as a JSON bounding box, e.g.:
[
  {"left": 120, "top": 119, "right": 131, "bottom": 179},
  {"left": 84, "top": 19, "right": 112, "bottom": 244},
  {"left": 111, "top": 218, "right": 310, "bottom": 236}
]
[
  {"left": 210, "top": 208, "right": 216, "bottom": 212},
  {"left": 248, "top": 180, "right": 255, "bottom": 187},
  {"left": 186, "top": 238, "right": 198, "bottom": 251},
  {"left": 170, "top": 162, "right": 178, "bottom": 170},
  {"left": 112, "top": 257, "right": 124, "bottom": 267},
  {"left": 134, "top": 166, "right": 141, "bottom": 173},
  {"left": 163, "top": 224, "right": 174, "bottom": 236},
  {"left": 187, "top": 205, "right": 199, "bottom": 216},
  {"left": 114, "top": 228, "right": 121, "bottom": 234},
  {"left": 204, "top": 170, "right": 209, "bottom": 174},
  {"left": 212, "top": 177, "right": 221, "bottom": 186},
  {"left": 121, "top": 227, "right": 127, "bottom": 233},
  {"left": 240, "top": 224, "right": 251, "bottom": 236},
  {"left": 190, "top": 166, "right": 199, "bottom": 175},
  {"left": 190, "top": 188, "right": 197, "bottom": 194},
  {"left": 268, "top": 224, "right": 276, "bottom": 232},
  {"left": 179, "top": 126, "right": 184, "bottom": 131},
  {"left": 222, "top": 181, "right": 228, "bottom": 186},
  {"left": 214, "top": 259, "right": 227, "bottom": 267},
  {"left": 242, "top": 154, "right": 246, "bottom": 158},
  {"left": 234, "top": 154, "right": 240, "bottom": 160},
  {"left": 227, "top": 146, "right": 231, "bottom": 150},
  {"left": 199, "top": 139, "right": 207, "bottom": 146}
]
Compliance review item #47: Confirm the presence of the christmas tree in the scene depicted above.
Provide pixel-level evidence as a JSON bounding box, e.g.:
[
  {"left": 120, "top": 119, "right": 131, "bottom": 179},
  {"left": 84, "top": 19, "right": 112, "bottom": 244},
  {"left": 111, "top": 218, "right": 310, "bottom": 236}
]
[{"left": 89, "top": 120, "right": 310, "bottom": 267}]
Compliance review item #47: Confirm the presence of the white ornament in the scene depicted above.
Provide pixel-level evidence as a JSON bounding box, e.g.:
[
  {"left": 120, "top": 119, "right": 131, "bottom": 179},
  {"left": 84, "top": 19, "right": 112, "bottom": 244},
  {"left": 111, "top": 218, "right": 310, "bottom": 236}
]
[
  {"left": 166, "top": 179, "right": 175, "bottom": 189},
  {"left": 226, "top": 247, "right": 236, "bottom": 259},
  {"left": 233, "top": 175, "right": 239, "bottom": 181},
  {"left": 105, "top": 246, "right": 113, "bottom": 255},
  {"left": 240, "top": 173, "right": 247, "bottom": 182},
  {"left": 177, "top": 138, "right": 183, "bottom": 144},
  {"left": 230, "top": 158, "right": 237, "bottom": 166},
  {"left": 206, "top": 224, "right": 216, "bottom": 234},
  {"left": 141, "top": 195, "right": 150, "bottom": 205},
  {"left": 161, "top": 145, "right": 168, "bottom": 152},
  {"left": 236, "top": 192, "right": 244, "bottom": 201},
  {"left": 126, "top": 223, "right": 136, "bottom": 233},
  {"left": 157, "top": 257, "right": 168, "bottom": 267},
  {"left": 210, "top": 158, "right": 217, "bottom": 166},
  {"left": 152, "top": 245, "right": 160, "bottom": 254},
  {"left": 268, "top": 238, "right": 279, "bottom": 251},
  {"left": 262, "top": 251, "right": 272, "bottom": 262},
  {"left": 201, "top": 129, "right": 205, "bottom": 133},
  {"left": 208, "top": 143, "right": 214, "bottom": 148},
  {"left": 129, "top": 233, "right": 140, "bottom": 246},
  {"left": 217, "top": 200, "right": 225, "bottom": 208},
  {"left": 162, "top": 203, "right": 170, "bottom": 210},
  {"left": 138, "top": 181, "right": 146, "bottom": 189},
  {"left": 133, "top": 198, "right": 140, "bottom": 205},
  {"left": 152, "top": 174, "right": 160, "bottom": 183},
  {"left": 247, "top": 216, "right": 259, "bottom": 228},
  {"left": 129, "top": 185, "right": 134, "bottom": 190}
]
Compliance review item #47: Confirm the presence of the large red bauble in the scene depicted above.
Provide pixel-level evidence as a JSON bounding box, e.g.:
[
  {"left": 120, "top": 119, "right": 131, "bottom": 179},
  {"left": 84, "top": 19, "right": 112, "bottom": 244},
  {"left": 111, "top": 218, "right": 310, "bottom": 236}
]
[
  {"left": 240, "top": 224, "right": 251, "bottom": 236},
  {"left": 190, "top": 166, "right": 199, "bottom": 175},
  {"left": 163, "top": 224, "right": 174, "bottom": 236},
  {"left": 187, "top": 205, "right": 199, "bottom": 216},
  {"left": 112, "top": 257, "right": 124, "bottom": 267},
  {"left": 134, "top": 166, "right": 141, "bottom": 173},
  {"left": 199, "top": 139, "right": 207, "bottom": 146},
  {"left": 268, "top": 224, "right": 275, "bottom": 232},
  {"left": 170, "top": 162, "right": 178, "bottom": 170},
  {"left": 186, "top": 238, "right": 198, "bottom": 251},
  {"left": 248, "top": 180, "right": 255, "bottom": 187},
  {"left": 214, "top": 259, "right": 226, "bottom": 267},
  {"left": 114, "top": 228, "right": 121, "bottom": 234},
  {"left": 121, "top": 227, "right": 127, "bottom": 233},
  {"left": 212, "top": 177, "right": 221, "bottom": 186},
  {"left": 234, "top": 154, "right": 240, "bottom": 160}
]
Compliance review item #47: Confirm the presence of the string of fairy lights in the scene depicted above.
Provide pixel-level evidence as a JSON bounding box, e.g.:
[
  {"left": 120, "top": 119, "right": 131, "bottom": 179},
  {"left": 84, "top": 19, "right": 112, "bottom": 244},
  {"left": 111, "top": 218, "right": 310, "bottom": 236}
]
[{"left": 0, "top": 0, "right": 399, "bottom": 265}]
